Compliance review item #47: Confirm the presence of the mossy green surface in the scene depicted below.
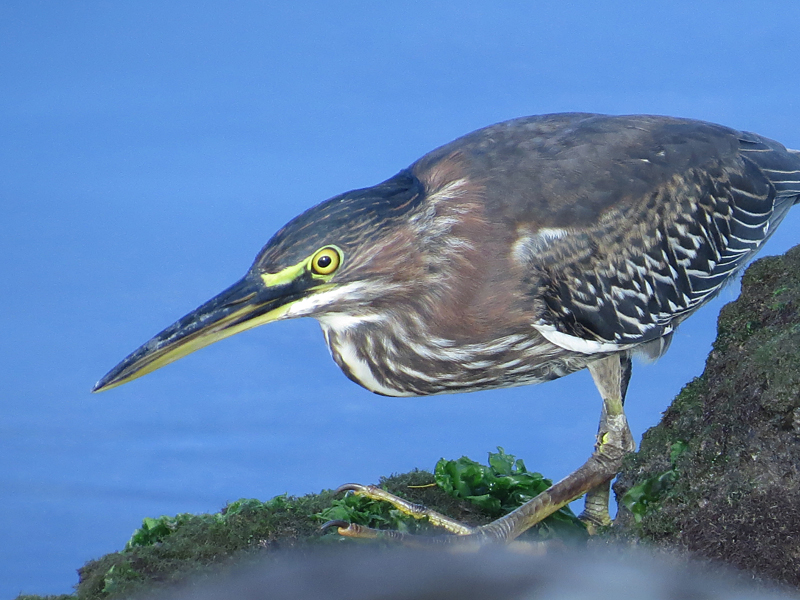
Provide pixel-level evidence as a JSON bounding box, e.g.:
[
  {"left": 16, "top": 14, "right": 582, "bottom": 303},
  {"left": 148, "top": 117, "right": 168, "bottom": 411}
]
[
  {"left": 73, "top": 471, "right": 473, "bottom": 600},
  {"left": 613, "top": 246, "right": 800, "bottom": 587},
  {"left": 75, "top": 488, "right": 340, "bottom": 600}
]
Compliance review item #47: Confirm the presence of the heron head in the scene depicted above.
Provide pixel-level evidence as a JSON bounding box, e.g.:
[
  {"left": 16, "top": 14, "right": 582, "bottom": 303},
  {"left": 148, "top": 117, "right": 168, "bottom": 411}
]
[{"left": 92, "top": 170, "right": 428, "bottom": 392}]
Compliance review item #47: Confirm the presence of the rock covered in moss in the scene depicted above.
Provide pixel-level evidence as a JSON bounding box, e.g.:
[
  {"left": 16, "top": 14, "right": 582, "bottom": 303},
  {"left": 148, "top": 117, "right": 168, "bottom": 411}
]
[
  {"left": 69, "top": 470, "right": 499, "bottom": 600},
  {"left": 613, "top": 245, "right": 800, "bottom": 587}
]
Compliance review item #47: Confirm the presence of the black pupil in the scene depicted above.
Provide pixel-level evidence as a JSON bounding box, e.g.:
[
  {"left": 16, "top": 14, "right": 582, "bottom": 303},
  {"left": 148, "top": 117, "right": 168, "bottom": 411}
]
[{"left": 317, "top": 255, "right": 332, "bottom": 269}]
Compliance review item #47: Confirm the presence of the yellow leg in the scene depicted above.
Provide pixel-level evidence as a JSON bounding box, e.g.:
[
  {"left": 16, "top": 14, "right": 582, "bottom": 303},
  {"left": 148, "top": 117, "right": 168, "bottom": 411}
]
[
  {"left": 580, "top": 481, "right": 612, "bottom": 534},
  {"left": 580, "top": 352, "right": 634, "bottom": 532}
]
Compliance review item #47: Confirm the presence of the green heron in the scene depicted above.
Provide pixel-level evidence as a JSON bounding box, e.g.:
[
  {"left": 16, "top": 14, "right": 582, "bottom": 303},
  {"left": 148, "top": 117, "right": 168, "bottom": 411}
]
[{"left": 94, "top": 113, "right": 800, "bottom": 542}]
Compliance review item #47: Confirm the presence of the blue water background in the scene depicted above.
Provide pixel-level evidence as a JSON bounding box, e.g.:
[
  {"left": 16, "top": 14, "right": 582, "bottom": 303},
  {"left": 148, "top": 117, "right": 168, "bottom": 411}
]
[{"left": 2, "top": 2, "right": 800, "bottom": 596}]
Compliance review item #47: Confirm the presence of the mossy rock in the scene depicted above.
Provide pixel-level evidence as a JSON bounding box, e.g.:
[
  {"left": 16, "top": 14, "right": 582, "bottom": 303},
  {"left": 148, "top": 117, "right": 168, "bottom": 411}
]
[
  {"left": 69, "top": 470, "right": 492, "bottom": 600},
  {"left": 18, "top": 451, "right": 588, "bottom": 600},
  {"left": 613, "top": 245, "right": 800, "bottom": 587}
]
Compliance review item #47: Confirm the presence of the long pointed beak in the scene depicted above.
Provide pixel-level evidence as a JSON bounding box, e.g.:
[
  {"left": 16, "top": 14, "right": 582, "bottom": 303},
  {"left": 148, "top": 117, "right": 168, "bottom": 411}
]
[{"left": 93, "top": 273, "right": 305, "bottom": 392}]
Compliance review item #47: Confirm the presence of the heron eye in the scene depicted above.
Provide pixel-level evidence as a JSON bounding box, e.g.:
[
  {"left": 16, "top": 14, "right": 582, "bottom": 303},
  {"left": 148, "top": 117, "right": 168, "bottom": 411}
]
[{"left": 311, "top": 247, "right": 341, "bottom": 275}]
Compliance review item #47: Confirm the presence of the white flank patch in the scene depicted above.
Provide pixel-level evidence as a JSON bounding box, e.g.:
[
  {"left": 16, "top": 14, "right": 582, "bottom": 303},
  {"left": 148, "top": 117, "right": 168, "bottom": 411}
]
[
  {"left": 537, "top": 227, "right": 569, "bottom": 242},
  {"left": 512, "top": 227, "right": 569, "bottom": 263},
  {"left": 533, "top": 323, "right": 630, "bottom": 355}
]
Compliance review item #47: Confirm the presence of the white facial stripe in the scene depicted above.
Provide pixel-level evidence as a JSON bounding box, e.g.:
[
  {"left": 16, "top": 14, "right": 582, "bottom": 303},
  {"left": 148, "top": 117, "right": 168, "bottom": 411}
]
[{"left": 283, "top": 282, "right": 370, "bottom": 318}]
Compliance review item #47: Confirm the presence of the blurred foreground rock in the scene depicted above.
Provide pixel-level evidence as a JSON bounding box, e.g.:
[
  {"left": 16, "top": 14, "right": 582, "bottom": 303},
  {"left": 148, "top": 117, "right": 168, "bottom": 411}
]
[{"left": 148, "top": 547, "right": 796, "bottom": 600}]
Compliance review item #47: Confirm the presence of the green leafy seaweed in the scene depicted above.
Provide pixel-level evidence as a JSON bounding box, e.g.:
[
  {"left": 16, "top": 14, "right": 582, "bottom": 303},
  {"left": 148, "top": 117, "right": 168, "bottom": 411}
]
[
  {"left": 434, "top": 447, "right": 586, "bottom": 537},
  {"left": 124, "top": 496, "right": 293, "bottom": 550},
  {"left": 125, "top": 513, "right": 202, "bottom": 550}
]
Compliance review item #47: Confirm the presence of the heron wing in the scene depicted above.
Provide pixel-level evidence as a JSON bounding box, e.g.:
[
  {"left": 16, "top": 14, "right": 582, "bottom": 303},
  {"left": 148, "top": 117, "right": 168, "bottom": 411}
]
[{"left": 516, "top": 124, "right": 800, "bottom": 354}]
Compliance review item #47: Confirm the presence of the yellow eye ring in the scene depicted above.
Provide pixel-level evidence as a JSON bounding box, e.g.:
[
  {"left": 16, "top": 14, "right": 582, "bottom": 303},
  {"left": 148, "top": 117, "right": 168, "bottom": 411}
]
[{"left": 310, "top": 247, "right": 341, "bottom": 276}]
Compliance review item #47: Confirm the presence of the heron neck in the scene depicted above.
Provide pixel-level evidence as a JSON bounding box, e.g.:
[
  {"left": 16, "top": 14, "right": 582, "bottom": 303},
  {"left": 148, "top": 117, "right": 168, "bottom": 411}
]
[{"left": 316, "top": 312, "right": 590, "bottom": 397}]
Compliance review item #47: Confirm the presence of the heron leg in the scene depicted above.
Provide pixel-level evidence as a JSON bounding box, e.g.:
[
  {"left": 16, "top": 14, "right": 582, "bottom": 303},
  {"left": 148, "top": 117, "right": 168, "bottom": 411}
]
[
  {"left": 579, "top": 353, "right": 633, "bottom": 532},
  {"left": 580, "top": 481, "right": 612, "bottom": 531},
  {"left": 325, "top": 353, "right": 635, "bottom": 545}
]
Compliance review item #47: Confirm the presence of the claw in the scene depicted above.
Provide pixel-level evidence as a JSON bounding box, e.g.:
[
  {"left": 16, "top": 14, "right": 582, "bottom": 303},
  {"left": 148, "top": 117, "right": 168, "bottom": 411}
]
[
  {"left": 320, "top": 520, "right": 384, "bottom": 539},
  {"left": 320, "top": 519, "right": 350, "bottom": 533},
  {"left": 333, "top": 483, "right": 369, "bottom": 495}
]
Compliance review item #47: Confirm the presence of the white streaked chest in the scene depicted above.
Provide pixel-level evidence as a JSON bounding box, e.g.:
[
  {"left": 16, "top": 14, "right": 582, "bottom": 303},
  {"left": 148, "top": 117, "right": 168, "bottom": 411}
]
[
  {"left": 317, "top": 313, "right": 414, "bottom": 397},
  {"left": 315, "top": 311, "right": 585, "bottom": 397}
]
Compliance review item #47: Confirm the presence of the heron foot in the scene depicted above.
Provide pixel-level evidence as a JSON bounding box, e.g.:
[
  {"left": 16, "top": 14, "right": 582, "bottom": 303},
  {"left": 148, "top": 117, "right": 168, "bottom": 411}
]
[
  {"left": 323, "top": 356, "right": 635, "bottom": 545},
  {"left": 329, "top": 483, "right": 475, "bottom": 535},
  {"left": 323, "top": 423, "right": 632, "bottom": 545}
]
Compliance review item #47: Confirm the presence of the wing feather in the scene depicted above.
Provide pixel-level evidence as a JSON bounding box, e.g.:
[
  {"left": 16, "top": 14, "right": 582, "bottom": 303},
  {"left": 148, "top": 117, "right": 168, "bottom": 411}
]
[{"left": 529, "top": 130, "right": 800, "bottom": 354}]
